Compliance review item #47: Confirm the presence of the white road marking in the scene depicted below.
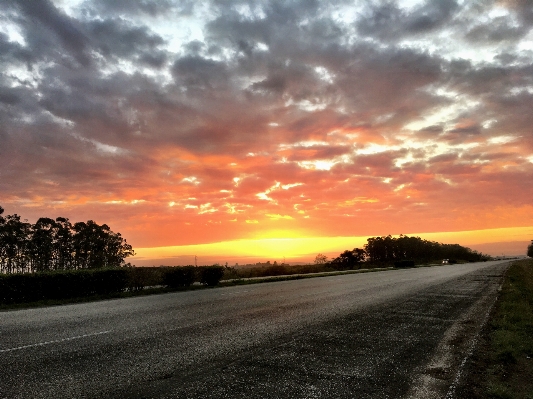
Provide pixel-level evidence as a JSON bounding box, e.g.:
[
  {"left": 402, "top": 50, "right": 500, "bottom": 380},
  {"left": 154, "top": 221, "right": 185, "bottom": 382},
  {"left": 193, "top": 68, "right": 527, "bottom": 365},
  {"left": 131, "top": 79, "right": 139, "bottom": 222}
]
[
  {"left": 221, "top": 290, "right": 250, "bottom": 296},
  {"left": 0, "top": 330, "right": 112, "bottom": 353}
]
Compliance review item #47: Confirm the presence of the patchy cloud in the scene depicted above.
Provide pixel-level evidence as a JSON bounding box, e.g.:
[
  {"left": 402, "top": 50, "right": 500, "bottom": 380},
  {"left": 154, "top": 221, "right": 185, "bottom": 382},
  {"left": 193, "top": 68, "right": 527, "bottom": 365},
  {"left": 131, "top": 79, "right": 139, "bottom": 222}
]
[{"left": 0, "top": 0, "right": 532, "bottom": 249}]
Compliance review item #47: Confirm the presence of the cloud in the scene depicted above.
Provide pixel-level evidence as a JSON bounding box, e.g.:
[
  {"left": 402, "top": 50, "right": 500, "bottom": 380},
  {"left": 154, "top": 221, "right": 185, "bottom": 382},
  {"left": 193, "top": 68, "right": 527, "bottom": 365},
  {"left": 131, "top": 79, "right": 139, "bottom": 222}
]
[
  {"left": 87, "top": 0, "right": 182, "bottom": 18},
  {"left": 0, "top": 0, "right": 532, "bottom": 248},
  {"left": 8, "top": 0, "right": 93, "bottom": 67},
  {"left": 356, "top": 0, "right": 459, "bottom": 40}
]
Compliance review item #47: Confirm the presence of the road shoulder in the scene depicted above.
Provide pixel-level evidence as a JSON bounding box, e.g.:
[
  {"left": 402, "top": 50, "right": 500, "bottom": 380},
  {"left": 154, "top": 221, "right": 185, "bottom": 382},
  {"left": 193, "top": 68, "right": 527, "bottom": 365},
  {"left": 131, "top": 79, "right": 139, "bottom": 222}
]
[
  {"left": 406, "top": 262, "right": 509, "bottom": 399},
  {"left": 456, "top": 258, "right": 533, "bottom": 399}
]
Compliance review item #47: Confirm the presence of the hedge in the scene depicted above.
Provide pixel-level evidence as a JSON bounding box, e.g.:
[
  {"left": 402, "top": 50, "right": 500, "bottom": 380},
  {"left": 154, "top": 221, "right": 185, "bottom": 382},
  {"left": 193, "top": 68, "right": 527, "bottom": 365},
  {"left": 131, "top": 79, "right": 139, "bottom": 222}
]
[
  {"left": 0, "top": 265, "right": 227, "bottom": 304},
  {"left": 198, "top": 266, "right": 225, "bottom": 286},
  {"left": 161, "top": 266, "right": 196, "bottom": 288},
  {"left": 394, "top": 260, "right": 416, "bottom": 268},
  {"left": 0, "top": 268, "right": 128, "bottom": 304},
  {"left": 127, "top": 267, "right": 164, "bottom": 291}
]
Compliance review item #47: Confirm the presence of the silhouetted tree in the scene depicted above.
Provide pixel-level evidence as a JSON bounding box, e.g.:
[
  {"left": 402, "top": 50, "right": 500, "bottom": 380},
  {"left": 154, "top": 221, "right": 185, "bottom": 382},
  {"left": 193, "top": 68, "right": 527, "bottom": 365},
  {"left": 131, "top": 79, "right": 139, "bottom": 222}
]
[
  {"left": 331, "top": 248, "right": 366, "bottom": 269},
  {"left": 29, "top": 218, "right": 57, "bottom": 272},
  {"left": 54, "top": 217, "right": 74, "bottom": 270},
  {"left": 0, "top": 206, "right": 135, "bottom": 273},
  {"left": 527, "top": 242, "right": 533, "bottom": 258},
  {"left": 314, "top": 253, "right": 327, "bottom": 264},
  {"left": 72, "top": 220, "right": 134, "bottom": 269},
  {"left": 362, "top": 235, "right": 487, "bottom": 265},
  {"left": 0, "top": 213, "right": 31, "bottom": 273}
]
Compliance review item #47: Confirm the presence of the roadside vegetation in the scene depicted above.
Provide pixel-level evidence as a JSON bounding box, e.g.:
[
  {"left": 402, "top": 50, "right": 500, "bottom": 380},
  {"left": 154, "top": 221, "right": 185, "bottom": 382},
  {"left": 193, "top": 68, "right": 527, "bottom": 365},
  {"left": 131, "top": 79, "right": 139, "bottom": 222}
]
[
  {"left": 0, "top": 205, "right": 491, "bottom": 309},
  {"left": 461, "top": 258, "right": 533, "bottom": 398}
]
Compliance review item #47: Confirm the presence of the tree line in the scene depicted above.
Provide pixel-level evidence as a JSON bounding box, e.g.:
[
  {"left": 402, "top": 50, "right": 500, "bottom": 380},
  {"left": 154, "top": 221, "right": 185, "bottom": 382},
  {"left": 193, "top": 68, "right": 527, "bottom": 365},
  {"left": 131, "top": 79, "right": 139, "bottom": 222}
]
[
  {"left": 0, "top": 206, "right": 134, "bottom": 274},
  {"left": 321, "top": 234, "right": 489, "bottom": 268}
]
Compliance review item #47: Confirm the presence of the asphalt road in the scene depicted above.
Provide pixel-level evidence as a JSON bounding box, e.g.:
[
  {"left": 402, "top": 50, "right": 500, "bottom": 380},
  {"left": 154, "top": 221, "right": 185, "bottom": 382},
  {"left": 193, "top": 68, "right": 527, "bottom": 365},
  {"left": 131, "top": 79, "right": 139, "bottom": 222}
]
[{"left": 0, "top": 261, "right": 509, "bottom": 399}]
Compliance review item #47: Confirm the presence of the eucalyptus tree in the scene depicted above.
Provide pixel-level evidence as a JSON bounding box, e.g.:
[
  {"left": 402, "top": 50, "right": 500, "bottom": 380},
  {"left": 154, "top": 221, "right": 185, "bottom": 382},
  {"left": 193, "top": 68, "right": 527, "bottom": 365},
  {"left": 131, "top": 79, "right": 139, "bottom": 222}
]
[
  {"left": 54, "top": 217, "right": 74, "bottom": 270},
  {"left": 0, "top": 213, "right": 31, "bottom": 273},
  {"left": 0, "top": 205, "right": 135, "bottom": 273},
  {"left": 72, "top": 220, "right": 134, "bottom": 269},
  {"left": 29, "top": 217, "right": 57, "bottom": 272}
]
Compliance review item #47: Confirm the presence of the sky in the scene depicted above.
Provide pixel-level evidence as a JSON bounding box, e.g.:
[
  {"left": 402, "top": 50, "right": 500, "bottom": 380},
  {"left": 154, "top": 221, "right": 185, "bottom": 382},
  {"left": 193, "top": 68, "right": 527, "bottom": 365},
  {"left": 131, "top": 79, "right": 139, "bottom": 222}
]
[{"left": 1, "top": 0, "right": 532, "bottom": 265}]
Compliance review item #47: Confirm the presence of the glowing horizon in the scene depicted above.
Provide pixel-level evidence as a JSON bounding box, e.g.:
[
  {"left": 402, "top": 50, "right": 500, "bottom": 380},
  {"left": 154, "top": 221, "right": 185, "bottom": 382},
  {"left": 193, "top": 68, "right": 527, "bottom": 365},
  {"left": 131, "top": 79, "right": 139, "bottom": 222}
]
[{"left": 132, "top": 226, "right": 533, "bottom": 266}]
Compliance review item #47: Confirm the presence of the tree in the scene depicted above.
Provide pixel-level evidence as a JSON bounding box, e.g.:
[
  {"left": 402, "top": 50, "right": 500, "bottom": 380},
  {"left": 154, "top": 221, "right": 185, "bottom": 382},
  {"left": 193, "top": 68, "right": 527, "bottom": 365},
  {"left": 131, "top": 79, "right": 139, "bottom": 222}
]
[
  {"left": 331, "top": 248, "right": 366, "bottom": 269},
  {"left": 0, "top": 213, "right": 31, "bottom": 273},
  {"left": 528, "top": 242, "right": 533, "bottom": 258},
  {"left": 28, "top": 218, "right": 57, "bottom": 272},
  {"left": 0, "top": 206, "right": 135, "bottom": 273},
  {"left": 72, "top": 220, "right": 134, "bottom": 269},
  {"left": 54, "top": 217, "right": 74, "bottom": 270},
  {"left": 314, "top": 253, "right": 327, "bottom": 264}
]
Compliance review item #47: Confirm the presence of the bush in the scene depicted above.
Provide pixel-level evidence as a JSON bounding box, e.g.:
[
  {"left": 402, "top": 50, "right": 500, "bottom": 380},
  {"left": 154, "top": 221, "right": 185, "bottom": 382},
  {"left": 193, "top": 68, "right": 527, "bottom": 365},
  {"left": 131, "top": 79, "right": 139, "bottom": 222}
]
[
  {"left": 127, "top": 267, "right": 163, "bottom": 291},
  {"left": 394, "top": 260, "right": 415, "bottom": 268},
  {"left": 199, "top": 266, "right": 224, "bottom": 286},
  {"left": 262, "top": 265, "right": 287, "bottom": 276},
  {"left": 162, "top": 266, "right": 196, "bottom": 288},
  {"left": 0, "top": 268, "right": 128, "bottom": 304},
  {"left": 0, "top": 273, "right": 40, "bottom": 303}
]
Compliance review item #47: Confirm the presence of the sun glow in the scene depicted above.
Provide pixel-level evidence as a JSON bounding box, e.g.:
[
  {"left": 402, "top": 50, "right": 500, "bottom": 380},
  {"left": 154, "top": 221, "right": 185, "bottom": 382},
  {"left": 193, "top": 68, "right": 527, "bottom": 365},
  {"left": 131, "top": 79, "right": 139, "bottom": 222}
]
[{"left": 132, "top": 226, "right": 533, "bottom": 266}]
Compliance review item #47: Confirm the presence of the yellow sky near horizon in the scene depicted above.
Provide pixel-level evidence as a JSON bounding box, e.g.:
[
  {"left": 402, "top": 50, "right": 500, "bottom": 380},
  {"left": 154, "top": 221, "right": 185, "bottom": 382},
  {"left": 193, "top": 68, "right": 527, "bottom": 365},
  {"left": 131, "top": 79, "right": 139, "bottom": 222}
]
[{"left": 132, "top": 226, "right": 533, "bottom": 265}]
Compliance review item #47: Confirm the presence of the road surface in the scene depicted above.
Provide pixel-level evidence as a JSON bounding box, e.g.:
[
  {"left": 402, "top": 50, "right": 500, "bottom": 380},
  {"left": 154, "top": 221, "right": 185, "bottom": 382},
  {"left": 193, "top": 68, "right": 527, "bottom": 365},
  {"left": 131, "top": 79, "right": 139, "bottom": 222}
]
[{"left": 0, "top": 261, "right": 508, "bottom": 398}]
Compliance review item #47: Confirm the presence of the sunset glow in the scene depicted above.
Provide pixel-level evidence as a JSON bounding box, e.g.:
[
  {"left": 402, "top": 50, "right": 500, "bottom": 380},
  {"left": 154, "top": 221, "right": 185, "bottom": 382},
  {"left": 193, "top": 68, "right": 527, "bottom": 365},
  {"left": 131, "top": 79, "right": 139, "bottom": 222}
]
[
  {"left": 134, "top": 226, "right": 533, "bottom": 266},
  {"left": 1, "top": 0, "right": 532, "bottom": 264}
]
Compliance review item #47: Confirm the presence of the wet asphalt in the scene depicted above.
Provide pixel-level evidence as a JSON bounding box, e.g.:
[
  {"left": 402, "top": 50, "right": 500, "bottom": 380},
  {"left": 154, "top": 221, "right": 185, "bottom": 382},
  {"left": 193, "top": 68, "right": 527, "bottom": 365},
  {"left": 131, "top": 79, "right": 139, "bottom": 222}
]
[{"left": 0, "top": 261, "right": 508, "bottom": 399}]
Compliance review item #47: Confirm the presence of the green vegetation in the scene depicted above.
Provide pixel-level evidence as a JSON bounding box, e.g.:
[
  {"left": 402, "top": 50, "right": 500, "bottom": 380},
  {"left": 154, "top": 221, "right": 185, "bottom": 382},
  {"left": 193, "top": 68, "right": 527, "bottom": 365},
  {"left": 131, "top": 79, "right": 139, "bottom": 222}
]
[{"left": 476, "top": 259, "right": 533, "bottom": 399}]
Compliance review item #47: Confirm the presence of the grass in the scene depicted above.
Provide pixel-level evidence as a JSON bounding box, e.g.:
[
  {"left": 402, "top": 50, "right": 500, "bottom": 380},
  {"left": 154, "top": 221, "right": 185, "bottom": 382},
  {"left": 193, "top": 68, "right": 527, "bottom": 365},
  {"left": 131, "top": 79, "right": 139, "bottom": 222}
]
[{"left": 477, "top": 258, "right": 533, "bottom": 399}]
